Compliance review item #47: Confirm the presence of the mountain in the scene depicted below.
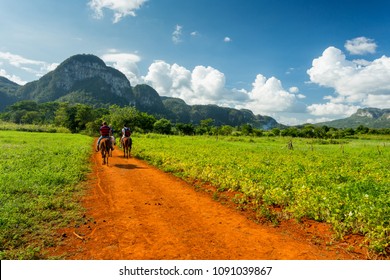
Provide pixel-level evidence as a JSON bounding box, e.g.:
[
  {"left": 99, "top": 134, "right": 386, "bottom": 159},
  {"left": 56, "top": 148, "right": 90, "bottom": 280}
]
[
  {"left": 132, "top": 84, "right": 168, "bottom": 116},
  {"left": 0, "top": 76, "right": 20, "bottom": 111},
  {"left": 0, "top": 53, "right": 281, "bottom": 129},
  {"left": 162, "top": 97, "right": 282, "bottom": 129},
  {"left": 317, "top": 108, "right": 390, "bottom": 129},
  {"left": 14, "top": 54, "right": 135, "bottom": 107}
]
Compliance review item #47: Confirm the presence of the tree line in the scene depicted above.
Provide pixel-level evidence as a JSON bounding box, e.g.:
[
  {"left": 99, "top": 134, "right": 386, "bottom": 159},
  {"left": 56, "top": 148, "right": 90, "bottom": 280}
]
[{"left": 1, "top": 100, "right": 389, "bottom": 137}]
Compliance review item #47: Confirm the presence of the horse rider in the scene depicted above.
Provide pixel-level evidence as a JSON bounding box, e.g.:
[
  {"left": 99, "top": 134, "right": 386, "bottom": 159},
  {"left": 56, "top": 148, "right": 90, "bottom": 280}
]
[
  {"left": 120, "top": 124, "right": 131, "bottom": 148},
  {"left": 96, "top": 121, "right": 112, "bottom": 152}
]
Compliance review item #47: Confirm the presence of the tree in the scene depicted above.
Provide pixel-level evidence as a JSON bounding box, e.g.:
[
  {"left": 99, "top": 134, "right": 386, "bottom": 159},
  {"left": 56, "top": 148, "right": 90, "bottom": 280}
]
[
  {"left": 241, "top": 124, "right": 253, "bottom": 135},
  {"left": 355, "top": 125, "right": 369, "bottom": 134},
  {"left": 219, "top": 125, "right": 234, "bottom": 136},
  {"left": 106, "top": 105, "right": 139, "bottom": 132},
  {"left": 153, "top": 118, "right": 172, "bottom": 134},
  {"left": 176, "top": 123, "right": 195, "bottom": 135},
  {"left": 136, "top": 112, "right": 156, "bottom": 132},
  {"left": 199, "top": 118, "right": 214, "bottom": 134},
  {"left": 54, "top": 103, "right": 78, "bottom": 132}
]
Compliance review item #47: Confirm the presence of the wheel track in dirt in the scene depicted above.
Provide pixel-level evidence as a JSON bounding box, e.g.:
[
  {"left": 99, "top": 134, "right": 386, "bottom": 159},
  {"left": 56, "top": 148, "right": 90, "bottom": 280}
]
[{"left": 47, "top": 141, "right": 366, "bottom": 260}]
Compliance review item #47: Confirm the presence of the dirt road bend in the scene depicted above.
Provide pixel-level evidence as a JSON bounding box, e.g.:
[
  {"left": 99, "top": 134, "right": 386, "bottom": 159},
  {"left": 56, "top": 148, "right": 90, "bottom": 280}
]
[{"left": 49, "top": 142, "right": 359, "bottom": 260}]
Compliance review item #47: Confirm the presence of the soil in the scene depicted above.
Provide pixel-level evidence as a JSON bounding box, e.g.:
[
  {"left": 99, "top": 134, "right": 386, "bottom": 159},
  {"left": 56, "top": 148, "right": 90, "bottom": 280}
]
[{"left": 47, "top": 141, "right": 369, "bottom": 260}]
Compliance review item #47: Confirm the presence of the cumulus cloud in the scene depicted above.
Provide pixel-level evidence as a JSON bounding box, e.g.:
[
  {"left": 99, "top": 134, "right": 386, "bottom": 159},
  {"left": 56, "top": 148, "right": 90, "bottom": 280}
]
[
  {"left": 143, "top": 60, "right": 238, "bottom": 105},
  {"left": 345, "top": 37, "right": 377, "bottom": 55},
  {"left": 137, "top": 60, "right": 306, "bottom": 116},
  {"left": 88, "top": 0, "right": 147, "bottom": 23},
  {"left": 307, "top": 46, "right": 390, "bottom": 108},
  {"left": 242, "top": 74, "right": 304, "bottom": 114},
  {"left": 172, "top": 25, "right": 183, "bottom": 44},
  {"left": 101, "top": 52, "right": 141, "bottom": 85},
  {"left": 307, "top": 102, "right": 360, "bottom": 117}
]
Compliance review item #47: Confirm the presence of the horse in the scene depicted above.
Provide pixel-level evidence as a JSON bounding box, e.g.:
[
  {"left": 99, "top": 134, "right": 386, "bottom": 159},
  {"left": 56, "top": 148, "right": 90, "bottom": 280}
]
[
  {"left": 109, "top": 136, "right": 116, "bottom": 157},
  {"left": 99, "top": 138, "right": 111, "bottom": 165},
  {"left": 121, "top": 136, "right": 132, "bottom": 159}
]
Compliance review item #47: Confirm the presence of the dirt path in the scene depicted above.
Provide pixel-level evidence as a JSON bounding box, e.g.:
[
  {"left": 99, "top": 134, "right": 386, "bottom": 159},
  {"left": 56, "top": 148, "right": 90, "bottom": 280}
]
[{"left": 48, "top": 142, "right": 366, "bottom": 260}]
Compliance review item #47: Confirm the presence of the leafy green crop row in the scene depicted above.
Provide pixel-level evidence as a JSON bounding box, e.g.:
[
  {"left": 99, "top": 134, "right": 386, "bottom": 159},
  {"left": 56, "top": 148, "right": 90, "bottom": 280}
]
[
  {"left": 133, "top": 134, "right": 390, "bottom": 256},
  {"left": 0, "top": 131, "right": 93, "bottom": 259}
]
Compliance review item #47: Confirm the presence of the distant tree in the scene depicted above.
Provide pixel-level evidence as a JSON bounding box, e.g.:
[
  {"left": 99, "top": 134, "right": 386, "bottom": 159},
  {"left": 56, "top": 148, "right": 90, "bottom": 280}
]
[
  {"left": 200, "top": 118, "right": 214, "bottom": 134},
  {"left": 355, "top": 125, "right": 369, "bottom": 134},
  {"left": 301, "top": 125, "right": 315, "bottom": 138},
  {"left": 54, "top": 103, "right": 78, "bottom": 132},
  {"left": 71, "top": 104, "right": 92, "bottom": 131},
  {"left": 153, "top": 118, "right": 172, "bottom": 134},
  {"left": 106, "top": 105, "right": 139, "bottom": 132},
  {"left": 136, "top": 112, "right": 156, "bottom": 132},
  {"left": 344, "top": 127, "right": 355, "bottom": 136},
  {"left": 21, "top": 111, "right": 42, "bottom": 124},
  {"left": 271, "top": 128, "right": 281, "bottom": 136},
  {"left": 219, "top": 125, "right": 234, "bottom": 136},
  {"left": 241, "top": 124, "right": 253, "bottom": 136},
  {"left": 253, "top": 128, "right": 263, "bottom": 136},
  {"left": 176, "top": 123, "right": 195, "bottom": 135}
]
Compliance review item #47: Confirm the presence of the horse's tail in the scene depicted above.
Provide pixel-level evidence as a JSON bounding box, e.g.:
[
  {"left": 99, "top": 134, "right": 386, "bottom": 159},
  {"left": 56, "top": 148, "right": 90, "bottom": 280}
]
[{"left": 100, "top": 138, "right": 109, "bottom": 153}]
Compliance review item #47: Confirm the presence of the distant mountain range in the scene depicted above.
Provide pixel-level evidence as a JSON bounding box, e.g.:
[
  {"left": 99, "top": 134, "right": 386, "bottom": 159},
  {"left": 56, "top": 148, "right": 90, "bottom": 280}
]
[
  {"left": 0, "top": 54, "right": 280, "bottom": 129},
  {"left": 316, "top": 108, "right": 390, "bottom": 129},
  {"left": 0, "top": 53, "right": 389, "bottom": 129}
]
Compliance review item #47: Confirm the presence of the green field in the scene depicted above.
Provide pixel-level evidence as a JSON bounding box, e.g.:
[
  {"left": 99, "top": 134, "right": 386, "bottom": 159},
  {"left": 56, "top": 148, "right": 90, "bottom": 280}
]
[
  {"left": 132, "top": 134, "right": 390, "bottom": 256},
  {"left": 0, "top": 131, "right": 93, "bottom": 259}
]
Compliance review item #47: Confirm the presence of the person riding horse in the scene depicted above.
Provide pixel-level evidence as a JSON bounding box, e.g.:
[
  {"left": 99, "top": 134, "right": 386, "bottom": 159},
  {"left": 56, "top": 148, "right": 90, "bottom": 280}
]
[
  {"left": 96, "top": 121, "right": 113, "bottom": 152},
  {"left": 120, "top": 124, "right": 131, "bottom": 148}
]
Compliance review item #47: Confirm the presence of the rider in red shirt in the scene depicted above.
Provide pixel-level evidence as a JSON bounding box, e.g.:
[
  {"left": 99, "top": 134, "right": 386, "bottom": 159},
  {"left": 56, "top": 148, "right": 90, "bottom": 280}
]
[{"left": 96, "top": 121, "right": 111, "bottom": 152}]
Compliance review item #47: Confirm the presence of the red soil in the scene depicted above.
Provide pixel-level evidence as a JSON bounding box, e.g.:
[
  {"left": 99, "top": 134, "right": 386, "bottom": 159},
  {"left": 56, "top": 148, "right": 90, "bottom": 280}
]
[{"left": 47, "top": 142, "right": 368, "bottom": 260}]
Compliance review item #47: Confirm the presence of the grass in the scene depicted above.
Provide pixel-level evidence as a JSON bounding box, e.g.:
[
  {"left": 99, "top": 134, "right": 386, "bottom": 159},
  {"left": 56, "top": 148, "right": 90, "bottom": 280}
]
[
  {"left": 0, "top": 130, "right": 93, "bottom": 259},
  {"left": 132, "top": 134, "right": 390, "bottom": 257}
]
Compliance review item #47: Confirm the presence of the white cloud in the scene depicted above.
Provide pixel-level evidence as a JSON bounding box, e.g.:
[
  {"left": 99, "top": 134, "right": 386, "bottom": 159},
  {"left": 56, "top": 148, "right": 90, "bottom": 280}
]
[
  {"left": 88, "top": 0, "right": 147, "bottom": 23},
  {"left": 0, "top": 51, "right": 58, "bottom": 81},
  {"left": 101, "top": 52, "right": 141, "bottom": 85},
  {"left": 191, "top": 31, "right": 200, "bottom": 37},
  {"left": 289, "top": 86, "right": 299, "bottom": 94},
  {"left": 224, "top": 37, "right": 232, "bottom": 43},
  {"left": 345, "top": 37, "right": 377, "bottom": 55},
  {"left": 0, "top": 68, "right": 26, "bottom": 85},
  {"left": 142, "top": 60, "right": 306, "bottom": 117},
  {"left": 307, "top": 46, "right": 390, "bottom": 108},
  {"left": 172, "top": 25, "right": 183, "bottom": 44},
  {"left": 143, "top": 60, "right": 234, "bottom": 105},
  {"left": 307, "top": 102, "right": 360, "bottom": 117},
  {"left": 243, "top": 74, "right": 303, "bottom": 114}
]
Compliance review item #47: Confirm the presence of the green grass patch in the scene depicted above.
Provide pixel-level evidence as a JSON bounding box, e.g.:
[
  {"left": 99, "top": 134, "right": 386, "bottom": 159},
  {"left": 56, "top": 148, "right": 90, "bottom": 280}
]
[
  {"left": 133, "top": 134, "right": 390, "bottom": 256},
  {"left": 0, "top": 130, "right": 93, "bottom": 259},
  {"left": 0, "top": 121, "right": 71, "bottom": 133}
]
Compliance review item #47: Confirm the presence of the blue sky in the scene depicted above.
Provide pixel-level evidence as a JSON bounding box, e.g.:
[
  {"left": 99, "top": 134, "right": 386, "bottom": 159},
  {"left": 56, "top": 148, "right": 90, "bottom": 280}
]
[{"left": 1, "top": 0, "right": 390, "bottom": 125}]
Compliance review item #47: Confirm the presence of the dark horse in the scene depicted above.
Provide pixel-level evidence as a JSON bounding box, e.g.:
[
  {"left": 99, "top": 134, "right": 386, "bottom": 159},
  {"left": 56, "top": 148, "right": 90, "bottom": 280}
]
[
  {"left": 99, "top": 138, "right": 111, "bottom": 165},
  {"left": 121, "top": 137, "right": 132, "bottom": 159}
]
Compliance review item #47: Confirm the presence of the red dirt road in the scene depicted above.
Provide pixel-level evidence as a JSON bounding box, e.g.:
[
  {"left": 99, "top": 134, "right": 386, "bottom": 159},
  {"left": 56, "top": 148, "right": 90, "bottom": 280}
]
[{"left": 48, "top": 143, "right": 366, "bottom": 260}]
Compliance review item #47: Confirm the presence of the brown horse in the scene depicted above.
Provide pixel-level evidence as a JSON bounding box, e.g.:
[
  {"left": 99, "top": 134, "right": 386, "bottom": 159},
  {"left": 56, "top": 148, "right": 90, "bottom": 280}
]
[
  {"left": 121, "top": 137, "right": 132, "bottom": 159},
  {"left": 99, "top": 138, "right": 111, "bottom": 165}
]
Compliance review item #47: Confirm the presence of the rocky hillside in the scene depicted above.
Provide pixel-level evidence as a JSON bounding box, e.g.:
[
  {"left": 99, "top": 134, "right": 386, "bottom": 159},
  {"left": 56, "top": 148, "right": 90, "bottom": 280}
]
[
  {"left": 0, "top": 76, "right": 19, "bottom": 111},
  {"left": 14, "top": 54, "right": 135, "bottom": 106},
  {"left": 161, "top": 97, "right": 281, "bottom": 129},
  {"left": 318, "top": 108, "right": 390, "bottom": 128}
]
